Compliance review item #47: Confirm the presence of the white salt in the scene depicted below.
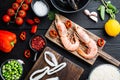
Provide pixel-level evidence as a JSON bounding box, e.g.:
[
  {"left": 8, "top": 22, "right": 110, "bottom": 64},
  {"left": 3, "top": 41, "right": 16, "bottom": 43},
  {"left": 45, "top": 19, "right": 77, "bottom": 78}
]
[{"left": 33, "top": 1, "right": 48, "bottom": 17}]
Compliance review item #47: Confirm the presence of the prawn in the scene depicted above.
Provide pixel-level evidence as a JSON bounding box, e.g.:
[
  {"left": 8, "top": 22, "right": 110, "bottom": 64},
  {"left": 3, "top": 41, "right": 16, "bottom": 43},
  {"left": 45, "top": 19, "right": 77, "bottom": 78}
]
[
  {"left": 74, "top": 25, "right": 98, "bottom": 59},
  {"left": 55, "top": 14, "right": 79, "bottom": 51}
]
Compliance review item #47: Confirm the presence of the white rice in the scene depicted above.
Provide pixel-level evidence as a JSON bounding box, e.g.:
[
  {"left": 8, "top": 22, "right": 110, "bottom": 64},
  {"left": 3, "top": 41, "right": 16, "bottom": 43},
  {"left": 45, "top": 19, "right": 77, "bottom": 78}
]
[{"left": 89, "top": 64, "right": 120, "bottom": 80}]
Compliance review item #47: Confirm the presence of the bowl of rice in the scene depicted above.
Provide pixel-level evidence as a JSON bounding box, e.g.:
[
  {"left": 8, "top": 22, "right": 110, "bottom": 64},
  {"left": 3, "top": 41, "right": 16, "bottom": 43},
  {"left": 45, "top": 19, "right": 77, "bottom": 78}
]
[{"left": 88, "top": 64, "right": 120, "bottom": 80}]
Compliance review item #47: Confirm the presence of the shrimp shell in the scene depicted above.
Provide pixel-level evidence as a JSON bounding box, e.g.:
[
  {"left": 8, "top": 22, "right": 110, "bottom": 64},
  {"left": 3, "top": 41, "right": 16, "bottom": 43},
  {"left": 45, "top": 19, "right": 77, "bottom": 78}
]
[
  {"left": 74, "top": 25, "right": 98, "bottom": 59},
  {"left": 77, "top": 39, "right": 98, "bottom": 59},
  {"left": 74, "top": 25, "right": 90, "bottom": 43},
  {"left": 55, "top": 14, "right": 79, "bottom": 51},
  {"left": 60, "top": 34, "right": 79, "bottom": 51}
]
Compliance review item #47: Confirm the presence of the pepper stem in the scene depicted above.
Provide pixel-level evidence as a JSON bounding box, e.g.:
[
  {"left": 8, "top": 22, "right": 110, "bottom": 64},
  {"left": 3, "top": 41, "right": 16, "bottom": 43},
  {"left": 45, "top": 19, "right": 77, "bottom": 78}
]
[{"left": 10, "top": 41, "right": 14, "bottom": 47}]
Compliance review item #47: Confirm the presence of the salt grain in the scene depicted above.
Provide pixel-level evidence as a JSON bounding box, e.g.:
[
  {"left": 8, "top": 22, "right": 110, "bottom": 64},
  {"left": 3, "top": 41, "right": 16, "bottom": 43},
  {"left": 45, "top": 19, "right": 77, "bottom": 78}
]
[{"left": 33, "top": 1, "right": 49, "bottom": 17}]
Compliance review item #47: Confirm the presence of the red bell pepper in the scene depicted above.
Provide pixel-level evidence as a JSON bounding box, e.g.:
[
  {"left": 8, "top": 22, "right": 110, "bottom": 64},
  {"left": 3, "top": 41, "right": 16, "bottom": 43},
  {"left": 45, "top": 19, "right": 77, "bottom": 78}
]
[{"left": 0, "top": 30, "right": 17, "bottom": 53}]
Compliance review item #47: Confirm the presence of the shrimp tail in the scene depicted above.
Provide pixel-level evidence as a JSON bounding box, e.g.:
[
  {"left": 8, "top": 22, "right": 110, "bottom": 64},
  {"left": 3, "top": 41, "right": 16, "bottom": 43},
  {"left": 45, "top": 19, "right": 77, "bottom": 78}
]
[{"left": 77, "top": 47, "right": 97, "bottom": 59}]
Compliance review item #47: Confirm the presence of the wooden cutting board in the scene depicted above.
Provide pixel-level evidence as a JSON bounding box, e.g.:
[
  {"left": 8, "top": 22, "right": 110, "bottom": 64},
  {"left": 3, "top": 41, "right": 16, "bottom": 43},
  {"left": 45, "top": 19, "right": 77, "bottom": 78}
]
[
  {"left": 25, "top": 47, "right": 84, "bottom": 80},
  {"left": 45, "top": 14, "right": 120, "bottom": 66},
  {"left": 45, "top": 14, "right": 105, "bottom": 65}
]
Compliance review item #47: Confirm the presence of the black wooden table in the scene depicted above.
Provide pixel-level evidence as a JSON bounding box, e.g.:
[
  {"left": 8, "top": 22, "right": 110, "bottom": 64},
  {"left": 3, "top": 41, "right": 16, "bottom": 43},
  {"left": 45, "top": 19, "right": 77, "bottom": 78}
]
[{"left": 0, "top": 0, "right": 120, "bottom": 80}]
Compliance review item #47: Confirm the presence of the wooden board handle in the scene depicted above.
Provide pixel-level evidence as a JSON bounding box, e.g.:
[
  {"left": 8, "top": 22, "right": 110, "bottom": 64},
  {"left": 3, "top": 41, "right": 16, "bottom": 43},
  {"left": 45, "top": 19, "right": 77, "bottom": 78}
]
[{"left": 98, "top": 50, "right": 120, "bottom": 66}]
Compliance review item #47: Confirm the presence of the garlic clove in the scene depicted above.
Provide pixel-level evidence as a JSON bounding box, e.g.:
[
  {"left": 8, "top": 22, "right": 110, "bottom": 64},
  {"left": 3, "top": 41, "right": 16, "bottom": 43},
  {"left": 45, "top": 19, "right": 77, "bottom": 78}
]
[
  {"left": 90, "top": 11, "right": 98, "bottom": 17},
  {"left": 89, "top": 16, "right": 98, "bottom": 22},
  {"left": 84, "top": 9, "right": 91, "bottom": 16}
]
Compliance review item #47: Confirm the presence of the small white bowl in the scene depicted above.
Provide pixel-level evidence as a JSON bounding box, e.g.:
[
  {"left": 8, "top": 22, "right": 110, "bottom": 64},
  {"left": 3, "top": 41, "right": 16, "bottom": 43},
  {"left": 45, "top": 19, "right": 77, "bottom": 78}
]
[{"left": 31, "top": 0, "right": 50, "bottom": 17}]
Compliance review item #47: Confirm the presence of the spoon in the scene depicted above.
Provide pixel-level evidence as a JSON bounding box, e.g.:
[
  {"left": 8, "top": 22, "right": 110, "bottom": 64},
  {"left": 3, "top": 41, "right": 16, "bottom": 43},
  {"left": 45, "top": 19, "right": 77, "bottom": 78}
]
[{"left": 29, "top": 35, "right": 46, "bottom": 61}]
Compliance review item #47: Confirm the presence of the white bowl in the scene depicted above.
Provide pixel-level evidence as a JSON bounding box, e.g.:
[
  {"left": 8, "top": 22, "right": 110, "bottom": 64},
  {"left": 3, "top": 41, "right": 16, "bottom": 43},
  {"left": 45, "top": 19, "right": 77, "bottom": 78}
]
[
  {"left": 31, "top": 0, "right": 50, "bottom": 17},
  {"left": 88, "top": 64, "right": 120, "bottom": 80}
]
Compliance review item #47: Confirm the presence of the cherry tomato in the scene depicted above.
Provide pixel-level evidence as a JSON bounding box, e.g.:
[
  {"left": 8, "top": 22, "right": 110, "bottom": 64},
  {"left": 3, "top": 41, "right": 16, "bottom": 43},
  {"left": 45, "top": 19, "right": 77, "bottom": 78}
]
[
  {"left": 97, "top": 38, "right": 105, "bottom": 47},
  {"left": 12, "top": 2, "right": 19, "bottom": 10},
  {"left": 18, "top": 10, "right": 26, "bottom": 18},
  {"left": 24, "top": 49, "right": 31, "bottom": 58},
  {"left": 34, "top": 17, "right": 40, "bottom": 24},
  {"left": 21, "top": 3, "right": 29, "bottom": 11},
  {"left": 26, "top": 19, "right": 35, "bottom": 25},
  {"left": 65, "top": 20, "right": 72, "bottom": 28},
  {"left": 25, "top": 0, "right": 32, "bottom": 4},
  {"left": 7, "top": 8, "right": 15, "bottom": 16},
  {"left": 2, "top": 15, "right": 11, "bottom": 23},
  {"left": 15, "top": 17, "right": 23, "bottom": 25},
  {"left": 16, "top": 0, "right": 23, "bottom": 4},
  {"left": 31, "top": 25, "right": 38, "bottom": 34},
  {"left": 49, "top": 29, "right": 58, "bottom": 38},
  {"left": 20, "top": 31, "right": 26, "bottom": 41}
]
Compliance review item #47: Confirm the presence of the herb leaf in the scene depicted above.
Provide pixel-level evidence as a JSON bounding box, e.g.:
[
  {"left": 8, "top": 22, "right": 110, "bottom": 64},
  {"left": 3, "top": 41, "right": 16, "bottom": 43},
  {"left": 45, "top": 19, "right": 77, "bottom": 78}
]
[
  {"left": 98, "top": 0, "right": 119, "bottom": 20},
  {"left": 48, "top": 10, "right": 59, "bottom": 20}
]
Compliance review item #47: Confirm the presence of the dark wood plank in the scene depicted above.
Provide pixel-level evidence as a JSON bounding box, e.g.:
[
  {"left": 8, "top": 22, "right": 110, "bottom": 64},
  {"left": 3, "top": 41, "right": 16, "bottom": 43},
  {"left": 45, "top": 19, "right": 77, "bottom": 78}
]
[{"left": 25, "top": 47, "right": 84, "bottom": 80}]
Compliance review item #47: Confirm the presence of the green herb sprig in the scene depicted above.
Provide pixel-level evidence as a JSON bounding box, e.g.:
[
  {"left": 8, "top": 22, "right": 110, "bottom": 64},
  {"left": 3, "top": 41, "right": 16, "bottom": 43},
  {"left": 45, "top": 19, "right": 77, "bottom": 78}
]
[
  {"left": 98, "top": 0, "right": 119, "bottom": 20},
  {"left": 48, "top": 10, "right": 59, "bottom": 20}
]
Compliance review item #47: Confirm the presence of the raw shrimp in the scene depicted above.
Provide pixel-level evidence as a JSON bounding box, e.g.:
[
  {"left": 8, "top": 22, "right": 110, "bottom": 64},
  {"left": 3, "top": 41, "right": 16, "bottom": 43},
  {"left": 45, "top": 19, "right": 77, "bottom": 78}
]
[
  {"left": 77, "top": 39, "right": 98, "bottom": 59},
  {"left": 55, "top": 15, "right": 67, "bottom": 37},
  {"left": 74, "top": 25, "right": 90, "bottom": 43},
  {"left": 55, "top": 15, "right": 79, "bottom": 51},
  {"left": 74, "top": 25, "right": 98, "bottom": 59}
]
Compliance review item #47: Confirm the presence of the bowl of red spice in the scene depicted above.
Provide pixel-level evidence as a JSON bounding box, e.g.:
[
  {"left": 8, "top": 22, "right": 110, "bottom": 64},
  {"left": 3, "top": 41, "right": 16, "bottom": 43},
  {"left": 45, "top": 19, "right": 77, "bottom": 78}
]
[{"left": 29, "top": 35, "right": 46, "bottom": 61}]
